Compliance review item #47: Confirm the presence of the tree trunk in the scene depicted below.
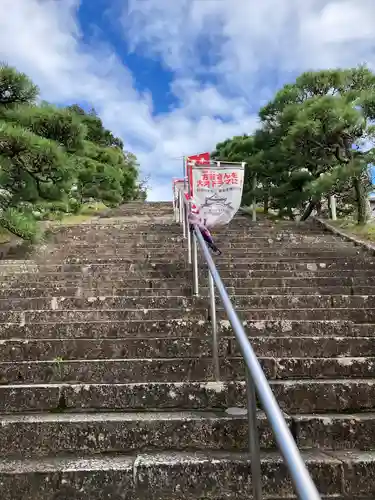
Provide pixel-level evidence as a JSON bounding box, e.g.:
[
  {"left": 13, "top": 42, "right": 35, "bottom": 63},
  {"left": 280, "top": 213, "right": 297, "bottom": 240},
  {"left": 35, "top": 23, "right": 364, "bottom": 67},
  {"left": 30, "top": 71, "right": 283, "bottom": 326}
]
[
  {"left": 300, "top": 199, "right": 317, "bottom": 221},
  {"left": 353, "top": 176, "right": 370, "bottom": 225},
  {"left": 315, "top": 200, "right": 322, "bottom": 216},
  {"left": 263, "top": 192, "right": 269, "bottom": 214}
]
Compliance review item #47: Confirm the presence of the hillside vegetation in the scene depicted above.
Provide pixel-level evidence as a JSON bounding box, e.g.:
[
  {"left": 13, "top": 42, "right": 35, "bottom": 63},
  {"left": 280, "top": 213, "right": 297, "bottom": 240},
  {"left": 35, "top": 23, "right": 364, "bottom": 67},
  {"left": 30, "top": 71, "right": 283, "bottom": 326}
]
[{"left": 0, "top": 64, "right": 145, "bottom": 241}]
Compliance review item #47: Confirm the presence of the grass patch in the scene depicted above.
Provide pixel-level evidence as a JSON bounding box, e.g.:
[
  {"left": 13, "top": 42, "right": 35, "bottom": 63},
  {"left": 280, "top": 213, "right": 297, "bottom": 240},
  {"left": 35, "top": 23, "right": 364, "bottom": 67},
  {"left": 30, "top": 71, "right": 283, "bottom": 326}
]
[
  {"left": 330, "top": 218, "right": 375, "bottom": 243},
  {"left": 0, "top": 228, "right": 12, "bottom": 244},
  {"left": 47, "top": 202, "right": 107, "bottom": 226},
  {"left": 80, "top": 202, "right": 107, "bottom": 216},
  {"left": 241, "top": 206, "right": 282, "bottom": 221}
]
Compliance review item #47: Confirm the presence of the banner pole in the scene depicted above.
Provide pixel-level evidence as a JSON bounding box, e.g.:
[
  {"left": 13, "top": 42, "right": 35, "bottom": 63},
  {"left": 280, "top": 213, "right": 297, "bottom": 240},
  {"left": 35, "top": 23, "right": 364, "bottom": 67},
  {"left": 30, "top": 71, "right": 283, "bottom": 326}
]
[
  {"left": 172, "top": 183, "right": 176, "bottom": 221},
  {"left": 183, "top": 156, "right": 186, "bottom": 183}
]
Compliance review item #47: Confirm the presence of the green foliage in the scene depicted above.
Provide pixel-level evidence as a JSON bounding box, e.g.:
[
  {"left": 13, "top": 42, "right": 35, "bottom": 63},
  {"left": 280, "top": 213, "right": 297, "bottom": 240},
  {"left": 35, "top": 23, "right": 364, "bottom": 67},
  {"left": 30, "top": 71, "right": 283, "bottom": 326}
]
[
  {"left": 213, "top": 66, "right": 375, "bottom": 224},
  {"left": 0, "top": 121, "right": 72, "bottom": 203},
  {"left": 0, "top": 64, "right": 141, "bottom": 240},
  {"left": 0, "top": 64, "right": 38, "bottom": 108},
  {"left": 0, "top": 207, "right": 40, "bottom": 241},
  {"left": 3, "top": 104, "right": 87, "bottom": 153}
]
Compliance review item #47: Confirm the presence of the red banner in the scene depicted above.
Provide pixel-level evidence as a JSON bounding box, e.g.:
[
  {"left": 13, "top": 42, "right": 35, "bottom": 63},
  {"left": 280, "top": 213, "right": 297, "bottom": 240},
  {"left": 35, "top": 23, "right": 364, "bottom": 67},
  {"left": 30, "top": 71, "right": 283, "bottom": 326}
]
[{"left": 186, "top": 152, "right": 210, "bottom": 196}]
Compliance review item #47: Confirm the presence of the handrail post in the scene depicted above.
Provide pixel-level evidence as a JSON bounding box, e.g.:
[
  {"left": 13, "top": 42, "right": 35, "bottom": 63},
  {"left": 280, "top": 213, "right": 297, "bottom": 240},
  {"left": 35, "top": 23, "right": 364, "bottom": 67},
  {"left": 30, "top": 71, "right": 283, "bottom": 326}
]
[
  {"left": 175, "top": 197, "right": 179, "bottom": 223},
  {"left": 246, "top": 369, "right": 262, "bottom": 500},
  {"left": 208, "top": 270, "right": 220, "bottom": 380},
  {"left": 182, "top": 196, "right": 187, "bottom": 239},
  {"left": 186, "top": 202, "right": 192, "bottom": 264},
  {"left": 192, "top": 232, "right": 199, "bottom": 296},
  {"left": 175, "top": 192, "right": 179, "bottom": 223},
  {"left": 187, "top": 221, "right": 192, "bottom": 264},
  {"left": 179, "top": 189, "right": 183, "bottom": 228}
]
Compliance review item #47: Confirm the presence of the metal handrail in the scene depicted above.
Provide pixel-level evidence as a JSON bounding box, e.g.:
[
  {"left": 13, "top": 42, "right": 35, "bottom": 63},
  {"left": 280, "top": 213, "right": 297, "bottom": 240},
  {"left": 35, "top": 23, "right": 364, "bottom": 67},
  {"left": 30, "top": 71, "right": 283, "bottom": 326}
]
[{"left": 176, "top": 198, "right": 321, "bottom": 500}]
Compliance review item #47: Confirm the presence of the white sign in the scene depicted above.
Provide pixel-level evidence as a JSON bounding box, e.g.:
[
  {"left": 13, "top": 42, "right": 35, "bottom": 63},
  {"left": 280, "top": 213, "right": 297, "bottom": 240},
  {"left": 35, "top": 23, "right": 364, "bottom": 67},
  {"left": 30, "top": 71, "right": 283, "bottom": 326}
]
[
  {"left": 173, "top": 180, "right": 185, "bottom": 200},
  {"left": 191, "top": 163, "right": 245, "bottom": 227}
]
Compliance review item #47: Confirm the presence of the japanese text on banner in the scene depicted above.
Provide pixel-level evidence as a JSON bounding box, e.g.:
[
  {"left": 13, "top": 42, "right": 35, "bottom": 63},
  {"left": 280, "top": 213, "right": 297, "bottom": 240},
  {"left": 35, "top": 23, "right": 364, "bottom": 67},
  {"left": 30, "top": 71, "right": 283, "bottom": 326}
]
[{"left": 196, "top": 169, "right": 240, "bottom": 189}]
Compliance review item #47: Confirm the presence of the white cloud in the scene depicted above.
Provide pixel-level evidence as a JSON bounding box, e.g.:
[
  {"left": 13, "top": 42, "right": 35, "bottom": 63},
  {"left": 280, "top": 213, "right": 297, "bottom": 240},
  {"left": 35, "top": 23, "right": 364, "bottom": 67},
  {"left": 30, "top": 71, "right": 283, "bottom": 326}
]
[{"left": 1, "top": 0, "right": 375, "bottom": 200}]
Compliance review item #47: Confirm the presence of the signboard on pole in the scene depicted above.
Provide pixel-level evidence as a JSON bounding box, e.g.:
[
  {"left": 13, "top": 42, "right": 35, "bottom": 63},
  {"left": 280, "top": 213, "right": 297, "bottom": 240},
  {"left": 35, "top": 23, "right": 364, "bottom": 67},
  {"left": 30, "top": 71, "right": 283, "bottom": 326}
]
[
  {"left": 186, "top": 152, "right": 210, "bottom": 196},
  {"left": 190, "top": 162, "right": 245, "bottom": 227},
  {"left": 173, "top": 178, "right": 185, "bottom": 222}
]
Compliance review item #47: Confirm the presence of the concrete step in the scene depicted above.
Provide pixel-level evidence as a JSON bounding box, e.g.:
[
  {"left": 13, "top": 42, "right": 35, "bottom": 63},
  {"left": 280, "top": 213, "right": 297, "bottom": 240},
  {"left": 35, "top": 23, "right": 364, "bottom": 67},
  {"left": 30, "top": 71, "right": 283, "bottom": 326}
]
[
  {"left": 295, "top": 413, "right": 375, "bottom": 451},
  {"left": 0, "top": 336, "right": 373, "bottom": 361},
  {"left": 48, "top": 236, "right": 354, "bottom": 248},
  {"left": 4, "top": 285, "right": 375, "bottom": 299},
  {"left": 51, "top": 248, "right": 362, "bottom": 259},
  {"left": 3, "top": 294, "right": 375, "bottom": 312},
  {"left": 49, "top": 230, "right": 348, "bottom": 241},
  {"left": 1, "top": 306, "right": 374, "bottom": 323},
  {"left": 48, "top": 254, "right": 365, "bottom": 265},
  {"left": 0, "top": 410, "right": 278, "bottom": 458},
  {"left": 52, "top": 223, "right": 327, "bottom": 233},
  {"left": 1, "top": 276, "right": 373, "bottom": 293},
  {"left": 3, "top": 285, "right": 375, "bottom": 299},
  {"left": 0, "top": 411, "right": 374, "bottom": 459},
  {"left": 0, "top": 449, "right": 372, "bottom": 499},
  {"left": 51, "top": 227, "right": 329, "bottom": 236},
  {"left": 0, "top": 319, "right": 210, "bottom": 339},
  {"left": 0, "top": 319, "right": 368, "bottom": 340},
  {"left": 53, "top": 241, "right": 356, "bottom": 250},
  {"left": 3, "top": 257, "right": 373, "bottom": 273},
  {"left": 1, "top": 380, "right": 375, "bottom": 414},
  {"left": 0, "top": 356, "right": 373, "bottom": 384},
  {"left": 0, "top": 286, "right": 193, "bottom": 298},
  {"left": 0, "top": 295, "right": 199, "bottom": 311},
  {"left": 2, "top": 269, "right": 375, "bottom": 284}
]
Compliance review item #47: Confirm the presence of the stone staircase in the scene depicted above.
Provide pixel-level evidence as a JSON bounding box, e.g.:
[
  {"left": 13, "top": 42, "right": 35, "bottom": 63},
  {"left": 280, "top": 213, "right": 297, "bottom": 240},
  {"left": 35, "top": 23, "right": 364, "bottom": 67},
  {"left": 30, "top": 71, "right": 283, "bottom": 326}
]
[{"left": 0, "top": 201, "right": 374, "bottom": 499}]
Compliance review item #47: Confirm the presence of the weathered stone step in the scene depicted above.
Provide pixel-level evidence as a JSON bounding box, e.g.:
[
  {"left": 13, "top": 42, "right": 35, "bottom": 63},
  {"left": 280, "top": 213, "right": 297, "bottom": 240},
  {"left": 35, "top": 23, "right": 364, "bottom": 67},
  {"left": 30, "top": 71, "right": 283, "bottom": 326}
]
[
  {"left": 2, "top": 269, "right": 374, "bottom": 284},
  {"left": 0, "top": 410, "right": 277, "bottom": 458},
  {"left": 229, "top": 336, "right": 375, "bottom": 358},
  {"left": 0, "top": 295, "right": 198, "bottom": 311},
  {"left": 0, "top": 319, "right": 210, "bottom": 339},
  {"left": 0, "top": 411, "right": 373, "bottom": 459},
  {"left": 2, "top": 276, "right": 373, "bottom": 293},
  {"left": 295, "top": 412, "right": 375, "bottom": 451},
  {"left": 54, "top": 241, "right": 354, "bottom": 250},
  {"left": 49, "top": 233, "right": 348, "bottom": 244},
  {"left": 53, "top": 224, "right": 327, "bottom": 234},
  {"left": 0, "top": 286, "right": 193, "bottom": 298},
  {"left": 0, "top": 337, "right": 215, "bottom": 360},
  {"left": 231, "top": 295, "right": 375, "bottom": 309},
  {"left": 1, "top": 379, "right": 375, "bottom": 414},
  {"left": 52, "top": 232, "right": 333, "bottom": 243},
  {"left": 3, "top": 257, "right": 373, "bottom": 274},
  {"left": 3, "top": 294, "right": 375, "bottom": 312},
  {"left": 0, "top": 356, "right": 373, "bottom": 384},
  {"left": 0, "top": 319, "right": 368, "bottom": 340},
  {"left": 2, "top": 284, "right": 373, "bottom": 299},
  {"left": 1, "top": 336, "right": 373, "bottom": 361},
  {"left": 1, "top": 275, "right": 372, "bottom": 291},
  {"left": 1, "top": 306, "right": 374, "bottom": 322},
  {"left": 50, "top": 254, "right": 364, "bottom": 265},
  {"left": 2, "top": 285, "right": 375, "bottom": 299},
  {"left": 53, "top": 247, "right": 361, "bottom": 258},
  {"left": 50, "top": 229, "right": 346, "bottom": 241},
  {"left": 1, "top": 448, "right": 371, "bottom": 499}
]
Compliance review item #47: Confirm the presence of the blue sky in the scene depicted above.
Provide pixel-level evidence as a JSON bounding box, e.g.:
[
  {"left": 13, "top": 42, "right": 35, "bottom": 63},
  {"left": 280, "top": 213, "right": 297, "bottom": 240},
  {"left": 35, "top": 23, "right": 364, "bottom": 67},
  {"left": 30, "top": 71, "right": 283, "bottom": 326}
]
[{"left": 1, "top": 0, "right": 375, "bottom": 200}]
